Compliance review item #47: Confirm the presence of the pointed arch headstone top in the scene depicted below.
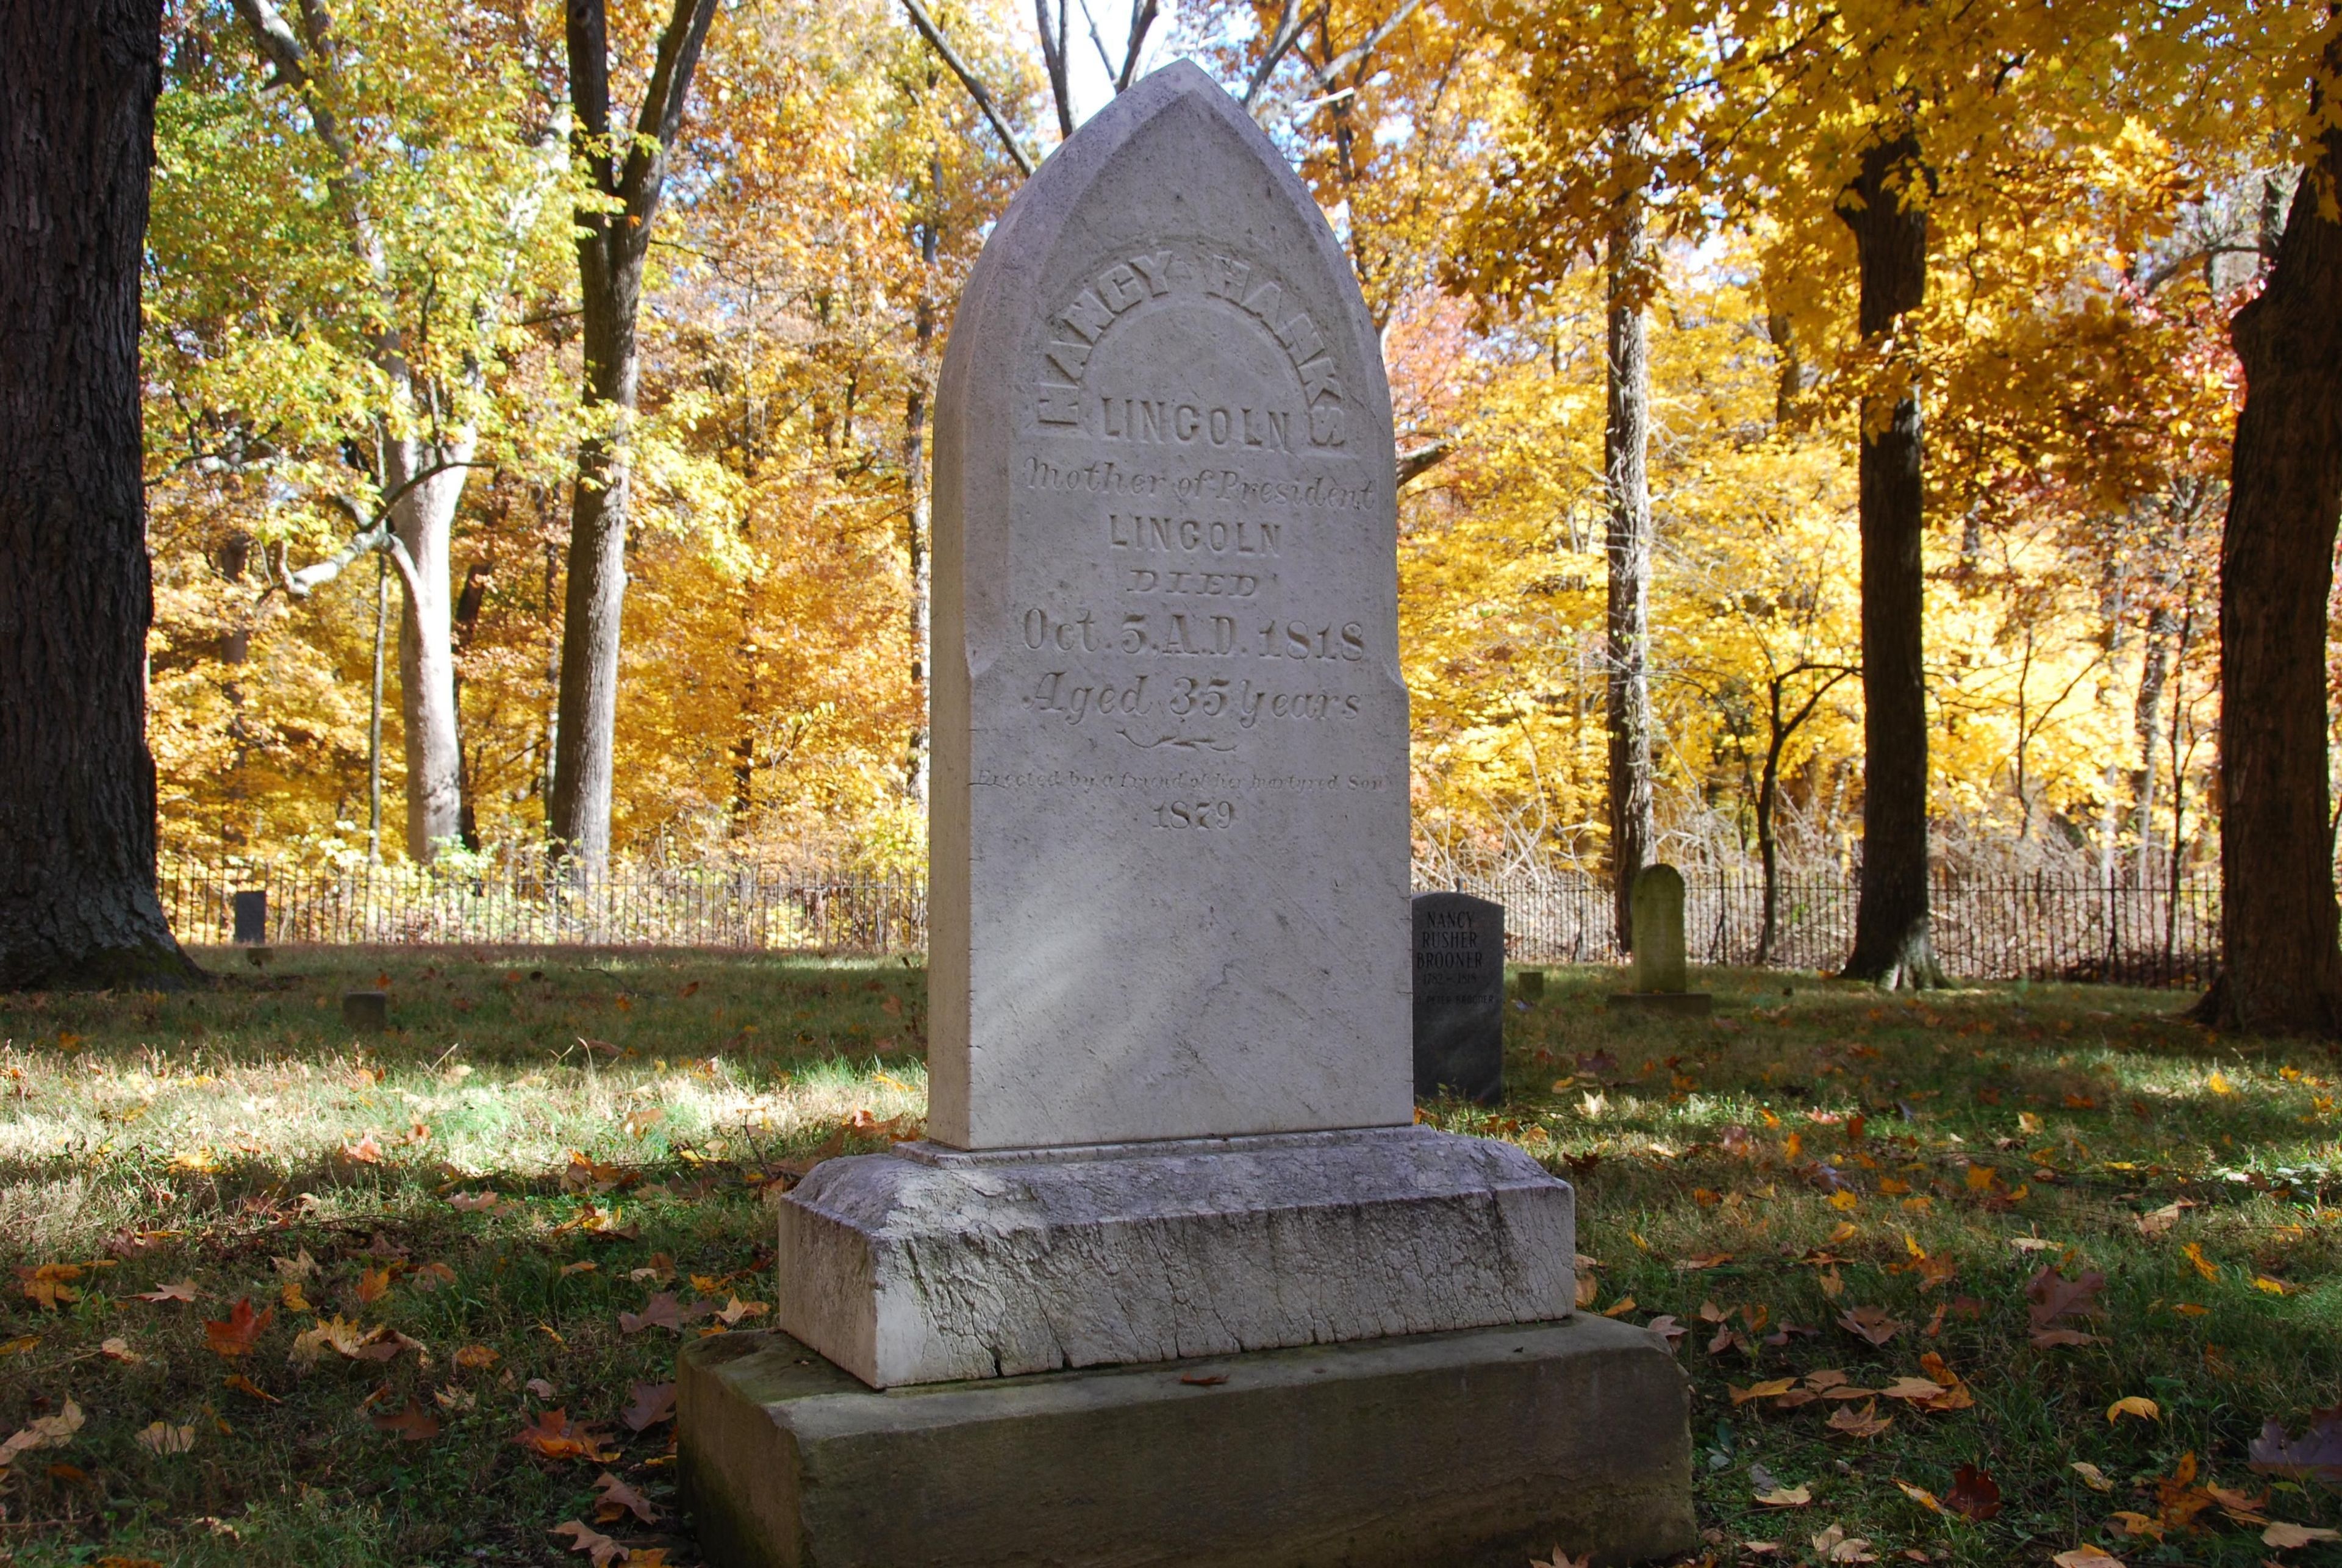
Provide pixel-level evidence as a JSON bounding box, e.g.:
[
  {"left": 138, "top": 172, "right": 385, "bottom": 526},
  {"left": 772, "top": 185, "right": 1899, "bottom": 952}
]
[{"left": 928, "top": 60, "right": 1408, "bottom": 1149}]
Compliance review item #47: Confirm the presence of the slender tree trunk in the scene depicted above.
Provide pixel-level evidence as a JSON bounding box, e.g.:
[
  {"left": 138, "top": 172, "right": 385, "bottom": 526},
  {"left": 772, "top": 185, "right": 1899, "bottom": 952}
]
[
  {"left": 0, "top": 0, "right": 199, "bottom": 989},
  {"left": 1838, "top": 131, "right": 1943, "bottom": 987},
  {"left": 902, "top": 166, "right": 939, "bottom": 804},
  {"left": 368, "top": 550, "right": 388, "bottom": 861},
  {"left": 2196, "top": 82, "right": 2342, "bottom": 1034},
  {"left": 1603, "top": 165, "right": 1655, "bottom": 953}
]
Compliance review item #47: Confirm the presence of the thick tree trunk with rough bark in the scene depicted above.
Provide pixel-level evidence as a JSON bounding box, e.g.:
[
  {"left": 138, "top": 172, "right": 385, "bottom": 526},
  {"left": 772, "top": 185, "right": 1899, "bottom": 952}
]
[
  {"left": 548, "top": 0, "right": 717, "bottom": 872},
  {"left": 1604, "top": 177, "right": 1655, "bottom": 954},
  {"left": 2197, "top": 101, "right": 2342, "bottom": 1035},
  {"left": 1839, "top": 132, "right": 1944, "bottom": 988},
  {"left": 1, "top": 1, "right": 200, "bottom": 989}
]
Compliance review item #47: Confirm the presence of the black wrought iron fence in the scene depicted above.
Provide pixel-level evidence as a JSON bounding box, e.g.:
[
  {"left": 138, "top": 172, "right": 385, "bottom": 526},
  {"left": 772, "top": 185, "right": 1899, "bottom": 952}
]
[
  {"left": 162, "top": 855, "right": 2219, "bottom": 986},
  {"left": 160, "top": 857, "right": 928, "bottom": 954},
  {"left": 1431, "top": 870, "right": 2220, "bottom": 987}
]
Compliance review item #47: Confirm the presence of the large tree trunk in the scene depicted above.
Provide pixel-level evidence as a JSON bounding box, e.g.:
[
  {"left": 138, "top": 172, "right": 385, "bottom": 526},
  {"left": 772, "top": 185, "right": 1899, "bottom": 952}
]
[
  {"left": 1838, "top": 131, "right": 1944, "bottom": 987},
  {"left": 0, "top": 0, "right": 199, "bottom": 989},
  {"left": 2196, "top": 95, "right": 2342, "bottom": 1035},
  {"left": 1603, "top": 173, "right": 1655, "bottom": 954},
  {"left": 547, "top": 0, "right": 715, "bottom": 872},
  {"left": 548, "top": 255, "right": 639, "bottom": 868},
  {"left": 384, "top": 432, "right": 470, "bottom": 857}
]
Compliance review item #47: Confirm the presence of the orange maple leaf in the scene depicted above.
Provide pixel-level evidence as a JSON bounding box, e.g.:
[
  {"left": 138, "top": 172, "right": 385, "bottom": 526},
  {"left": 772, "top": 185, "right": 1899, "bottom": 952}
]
[{"left": 202, "top": 1297, "right": 274, "bottom": 1359}]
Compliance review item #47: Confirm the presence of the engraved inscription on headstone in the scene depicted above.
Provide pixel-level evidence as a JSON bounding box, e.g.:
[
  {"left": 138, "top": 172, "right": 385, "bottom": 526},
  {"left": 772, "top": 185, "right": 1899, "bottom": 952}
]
[
  {"left": 1413, "top": 891, "right": 1503, "bottom": 1104},
  {"left": 929, "top": 60, "right": 1411, "bottom": 1148}
]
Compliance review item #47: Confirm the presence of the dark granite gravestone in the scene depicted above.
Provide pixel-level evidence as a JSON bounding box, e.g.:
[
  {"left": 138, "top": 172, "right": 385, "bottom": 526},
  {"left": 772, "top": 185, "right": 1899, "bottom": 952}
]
[
  {"left": 232, "top": 889, "right": 267, "bottom": 944},
  {"left": 1413, "top": 891, "right": 1503, "bottom": 1104}
]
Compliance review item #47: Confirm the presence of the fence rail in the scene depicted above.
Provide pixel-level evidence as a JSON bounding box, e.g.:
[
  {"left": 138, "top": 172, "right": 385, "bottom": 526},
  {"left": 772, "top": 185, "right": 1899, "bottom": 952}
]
[
  {"left": 162, "top": 857, "right": 2221, "bottom": 987},
  {"left": 1444, "top": 870, "right": 2219, "bottom": 987}
]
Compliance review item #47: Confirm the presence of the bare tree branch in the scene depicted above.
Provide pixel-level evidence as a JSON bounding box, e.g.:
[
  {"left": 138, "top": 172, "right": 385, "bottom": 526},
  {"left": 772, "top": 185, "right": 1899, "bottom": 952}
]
[
  {"left": 900, "top": 0, "right": 1035, "bottom": 176},
  {"left": 617, "top": 0, "right": 722, "bottom": 227},
  {"left": 1315, "top": 0, "right": 1423, "bottom": 88},
  {"left": 270, "top": 460, "right": 479, "bottom": 602},
  {"left": 1396, "top": 437, "right": 1453, "bottom": 487},
  {"left": 1241, "top": 0, "right": 1307, "bottom": 107},
  {"left": 1034, "top": 0, "right": 1075, "bottom": 140},
  {"left": 1116, "top": 0, "right": 1159, "bottom": 92}
]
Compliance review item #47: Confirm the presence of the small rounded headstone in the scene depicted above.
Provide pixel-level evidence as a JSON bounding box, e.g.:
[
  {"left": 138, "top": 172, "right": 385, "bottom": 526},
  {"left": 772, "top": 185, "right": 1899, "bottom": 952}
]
[
  {"left": 343, "top": 990, "right": 389, "bottom": 1031},
  {"left": 1514, "top": 968, "right": 1545, "bottom": 1000}
]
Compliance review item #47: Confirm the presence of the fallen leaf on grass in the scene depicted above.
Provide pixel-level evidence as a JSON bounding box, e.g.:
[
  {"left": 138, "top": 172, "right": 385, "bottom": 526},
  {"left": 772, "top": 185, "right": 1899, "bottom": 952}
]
[
  {"left": 2032, "top": 1328, "right": 2107, "bottom": 1348},
  {"left": 99, "top": 1337, "right": 140, "bottom": 1363},
  {"left": 551, "top": 1520, "right": 628, "bottom": 1567},
  {"left": 621, "top": 1381, "right": 676, "bottom": 1431},
  {"left": 137, "top": 1281, "right": 198, "bottom": 1303},
  {"left": 1827, "top": 1401, "right": 1894, "bottom": 1439},
  {"left": 1528, "top": 1550, "right": 1591, "bottom": 1568},
  {"left": 454, "top": 1344, "right": 499, "bottom": 1370},
  {"left": 342, "top": 1135, "right": 384, "bottom": 1165},
  {"left": 135, "top": 1421, "right": 195, "bottom": 1455},
  {"left": 2250, "top": 1405, "right": 2342, "bottom": 1487},
  {"left": 2108, "top": 1397, "right": 2160, "bottom": 1425},
  {"left": 1944, "top": 1464, "right": 2002, "bottom": 1520},
  {"left": 1810, "top": 1525, "right": 1875, "bottom": 1563},
  {"left": 2108, "top": 1511, "right": 2164, "bottom": 1541},
  {"left": 2182, "top": 1242, "right": 2221, "bottom": 1283},
  {"left": 447, "top": 1191, "right": 507, "bottom": 1214},
  {"left": 223, "top": 1374, "right": 278, "bottom": 1403},
  {"left": 0, "top": 1400, "right": 84, "bottom": 1463},
  {"left": 279, "top": 1281, "right": 311, "bottom": 1313},
  {"left": 273, "top": 1248, "right": 317, "bottom": 1281},
  {"left": 202, "top": 1298, "right": 273, "bottom": 1359},
  {"left": 1597, "top": 1297, "right": 1638, "bottom": 1318},
  {"left": 18, "top": 1263, "right": 84, "bottom": 1310},
  {"left": 1894, "top": 1480, "right": 1942, "bottom": 1514},
  {"left": 356, "top": 1267, "right": 393, "bottom": 1305},
  {"left": 1836, "top": 1306, "right": 1903, "bottom": 1346},
  {"left": 593, "top": 1470, "right": 659, "bottom": 1524},
  {"left": 714, "top": 1296, "right": 769, "bottom": 1326},
  {"left": 1732, "top": 1379, "right": 1796, "bottom": 1406},
  {"left": 2071, "top": 1462, "right": 2116, "bottom": 1492},
  {"left": 1754, "top": 1485, "right": 1813, "bottom": 1508},
  {"left": 515, "top": 1408, "right": 618, "bottom": 1464},
  {"left": 2051, "top": 1547, "right": 2125, "bottom": 1568},
  {"left": 2264, "top": 1522, "right": 2342, "bottom": 1548},
  {"left": 2027, "top": 1265, "right": 2108, "bottom": 1332},
  {"left": 1644, "top": 1315, "right": 1685, "bottom": 1347},
  {"left": 371, "top": 1398, "right": 440, "bottom": 1442},
  {"left": 562, "top": 1260, "right": 598, "bottom": 1278}
]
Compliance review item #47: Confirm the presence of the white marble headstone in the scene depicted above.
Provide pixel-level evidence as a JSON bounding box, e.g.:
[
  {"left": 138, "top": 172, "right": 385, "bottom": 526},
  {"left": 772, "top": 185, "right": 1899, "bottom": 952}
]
[{"left": 928, "top": 60, "right": 1411, "bottom": 1148}]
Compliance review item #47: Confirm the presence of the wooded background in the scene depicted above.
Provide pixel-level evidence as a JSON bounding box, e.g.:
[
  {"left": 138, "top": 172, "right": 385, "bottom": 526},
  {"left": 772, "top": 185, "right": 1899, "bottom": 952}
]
[{"left": 140, "top": 0, "right": 2318, "bottom": 913}]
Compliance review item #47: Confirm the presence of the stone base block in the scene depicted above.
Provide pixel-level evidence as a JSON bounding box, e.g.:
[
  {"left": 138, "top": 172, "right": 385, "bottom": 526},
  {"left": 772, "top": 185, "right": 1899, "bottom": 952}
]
[
  {"left": 777, "top": 1126, "right": 1574, "bottom": 1387},
  {"left": 679, "top": 1316, "right": 1695, "bottom": 1568},
  {"left": 1608, "top": 992, "right": 1713, "bottom": 1017}
]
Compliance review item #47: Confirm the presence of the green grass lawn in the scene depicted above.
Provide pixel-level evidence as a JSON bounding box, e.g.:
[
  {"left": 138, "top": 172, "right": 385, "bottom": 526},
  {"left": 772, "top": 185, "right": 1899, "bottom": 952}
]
[{"left": 0, "top": 949, "right": 2333, "bottom": 1567}]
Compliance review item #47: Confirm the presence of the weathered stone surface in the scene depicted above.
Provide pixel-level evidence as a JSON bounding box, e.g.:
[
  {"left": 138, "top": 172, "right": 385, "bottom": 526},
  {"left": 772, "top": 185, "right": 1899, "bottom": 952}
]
[
  {"left": 680, "top": 1316, "right": 1696, "bottom": 1568},
  {"left": 342, "top": 990, "right": 387, "bottom": 1031},
  {"left": 1413, "top": 891, "right": 1503, "bottom": 1104},
  {"left": 232, "top": 889, "right": 267, "bottom": 944},
  {"left": 927, "top": 59, "right": 1409, "bottom": 1150},
  {"left": 777, "top": 1125, "right": 1574, "bottom": 1388},
  {"left": 1629, "top": 864, "right": 1689, "bottom": 994}
]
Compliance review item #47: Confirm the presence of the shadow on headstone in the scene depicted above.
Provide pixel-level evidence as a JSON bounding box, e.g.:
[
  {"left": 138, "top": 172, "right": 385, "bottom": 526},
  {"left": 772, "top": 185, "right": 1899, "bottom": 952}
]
[{"left": 1610, "top": 864, "right": 1711, "bottom": 1015}]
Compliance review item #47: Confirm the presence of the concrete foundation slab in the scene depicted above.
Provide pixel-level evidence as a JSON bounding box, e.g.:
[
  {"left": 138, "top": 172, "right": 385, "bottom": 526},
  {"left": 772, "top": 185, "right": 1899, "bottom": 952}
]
[
  {"left": 778, "top": 1126, "right": 1574, "bottom": 1387},
  {"left": 679, "top": 1315, "right": 1695, "bottom": 1568}
]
